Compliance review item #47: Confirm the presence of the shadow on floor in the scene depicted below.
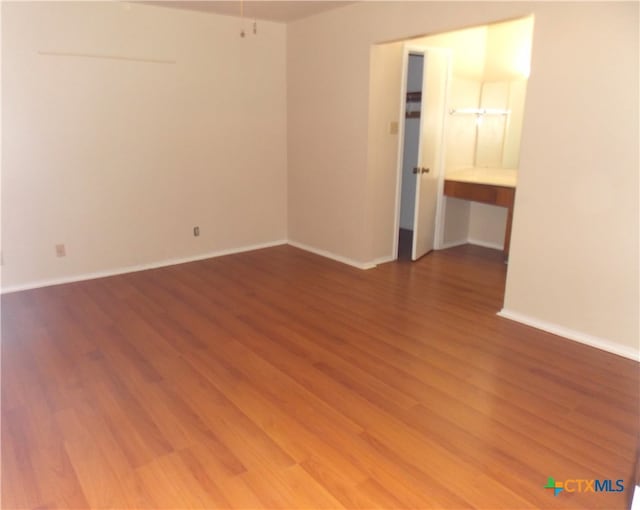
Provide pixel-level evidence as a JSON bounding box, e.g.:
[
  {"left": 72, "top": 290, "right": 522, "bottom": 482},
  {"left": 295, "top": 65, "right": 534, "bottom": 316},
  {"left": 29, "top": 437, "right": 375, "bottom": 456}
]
[{"left": 397, "top": 229, "right": 413, "bottom": 261}]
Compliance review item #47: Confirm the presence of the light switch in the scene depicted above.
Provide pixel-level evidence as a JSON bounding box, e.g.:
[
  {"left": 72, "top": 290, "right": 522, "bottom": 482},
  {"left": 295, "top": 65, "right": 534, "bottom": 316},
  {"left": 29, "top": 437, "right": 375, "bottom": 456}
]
[{"left": 389, "top": 121, "right": 399, "bottom": 135}]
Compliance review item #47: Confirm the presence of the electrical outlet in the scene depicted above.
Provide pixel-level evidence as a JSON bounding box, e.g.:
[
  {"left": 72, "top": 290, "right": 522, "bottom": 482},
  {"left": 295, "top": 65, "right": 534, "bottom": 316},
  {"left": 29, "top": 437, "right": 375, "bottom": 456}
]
[
  {"left": 193, "top": 226, "right": 200, "bottom": 237},
  {"left": 55, "top": 244, "right": 66, "bottom": 257}
]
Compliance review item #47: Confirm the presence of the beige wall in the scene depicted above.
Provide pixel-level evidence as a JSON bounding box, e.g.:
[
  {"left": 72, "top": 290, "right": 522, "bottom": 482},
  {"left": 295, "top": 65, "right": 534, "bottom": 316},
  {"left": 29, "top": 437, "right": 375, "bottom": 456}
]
[
  {"left": 504, "top": 3, "right": 638, "bottom": 355},
  {"left": 1, "top": 2, "right": 287, "bottom": 289},
  {"left": 367, "top": 42, "right": 403, "bottom": 261},
  {"left": 415, "top": 26, "right": 487, "bottom": 80},
  {"left": 287, "top": 9, "right": 372, "bottom": 262},
  {"left": 288, "top": 2, "right": 638, "bottom": 356},
  {"left": 484, "top": 16, "right": 533, "bottom": 82},
  {"left": 2, "top": 2, "right": 637, "bottom": 358}
]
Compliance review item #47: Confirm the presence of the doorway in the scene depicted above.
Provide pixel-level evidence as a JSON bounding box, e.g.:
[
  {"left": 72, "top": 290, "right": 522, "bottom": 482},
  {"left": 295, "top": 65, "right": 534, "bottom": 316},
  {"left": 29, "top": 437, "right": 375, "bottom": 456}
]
[
  {"left": 394, "top": 46, "right": 450, "bottom": 262},
  {"left": 388, "top": 17, "right": 533, "bottom": 263},
  {"left": 397, "top": 53, "right": 424, "bottom": 260}
]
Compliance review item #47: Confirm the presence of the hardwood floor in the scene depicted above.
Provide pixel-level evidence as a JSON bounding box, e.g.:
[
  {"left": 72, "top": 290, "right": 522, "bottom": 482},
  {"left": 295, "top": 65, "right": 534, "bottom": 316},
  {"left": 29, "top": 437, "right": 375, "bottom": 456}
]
[{"left": 2, "top": 244, "right": 638, "bottom": 509}]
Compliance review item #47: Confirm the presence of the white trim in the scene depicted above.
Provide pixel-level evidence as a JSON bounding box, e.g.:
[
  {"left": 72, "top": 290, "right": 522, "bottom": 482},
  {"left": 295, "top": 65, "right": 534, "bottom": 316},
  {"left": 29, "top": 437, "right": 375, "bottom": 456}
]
[
  {"left": 390, "top": 46, "right": 451, "bottom": 260},
  {"left": 432, "top": 49, "right": 452, "bottom": 251},
  {"left": 287, "top": 241, "right": 376, "bottom": 270},
  {"left": 631, "top": 484, "right": 640, "bottom": 510},
  {"left": 409, "top": 46, "right": 451, "bottom": 260},
  {"left": 438, "top": 239, "right": 503, "bottom": 251},
  {"left": 1, "top": 240, "right": 288, "bottom": 294},
  {"left": 439, "top": 239, "right": 468, "bottom": 250},
  {"left": 498, "top": 308, "right": 640, "bottom": 362},
  {"left": 467, "top": 238, "right": 504, "bottom": 251},
  {"left": 373, "top": 255, "right": 395, "bottom": 266},
  {"left": 390, "top": 45, "right": 411, "bottom": 262}
]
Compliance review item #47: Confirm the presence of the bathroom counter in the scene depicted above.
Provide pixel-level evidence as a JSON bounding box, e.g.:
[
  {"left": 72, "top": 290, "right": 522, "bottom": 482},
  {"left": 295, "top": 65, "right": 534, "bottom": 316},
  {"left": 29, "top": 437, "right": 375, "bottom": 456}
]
[
  {"left": 444, "top": 168, "right": 517, "bottom": 258},
  {"left": 445, "top": 167, "right": 517, "bottom": 188}
]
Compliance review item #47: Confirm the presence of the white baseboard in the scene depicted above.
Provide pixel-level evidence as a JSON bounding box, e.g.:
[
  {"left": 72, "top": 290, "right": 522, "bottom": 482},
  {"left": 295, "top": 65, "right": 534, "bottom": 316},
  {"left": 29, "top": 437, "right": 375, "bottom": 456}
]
[
  {"left": 467, "top": 238, "right": 504, "bottom": 251},
  {"left": 439, "top": 240, "right": 468, "bottom": 250},
  {"left": 373, "top": 255, "right": 396, "bottom": 266},
  {"left": 439, "top": 239, "right": 503, "bottom": 251},
  {"left": 498, "top": 308, "right": 640, "bottom": 362},
  {"left": 287, "top": 241, "right": 376, "bottom": 270},
  {"left": 1, "top": 240, "right": 288, "bottom": 294},
  {"left": 631, "top": 484, "right": 640, "bottom": 510}
]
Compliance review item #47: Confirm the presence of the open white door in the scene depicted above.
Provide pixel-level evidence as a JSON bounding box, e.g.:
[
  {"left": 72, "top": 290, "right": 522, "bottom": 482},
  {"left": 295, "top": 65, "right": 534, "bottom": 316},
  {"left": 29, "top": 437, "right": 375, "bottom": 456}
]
[{"left": 412, "top": 49, "right": 450, "bottom": 260}]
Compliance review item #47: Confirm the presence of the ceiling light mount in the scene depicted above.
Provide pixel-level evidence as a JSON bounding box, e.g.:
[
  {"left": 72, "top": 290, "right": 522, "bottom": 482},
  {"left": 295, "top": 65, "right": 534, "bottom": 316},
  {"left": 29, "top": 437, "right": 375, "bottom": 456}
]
[{"left": 239, "top": 0, "right": 257, "bottom": 38}]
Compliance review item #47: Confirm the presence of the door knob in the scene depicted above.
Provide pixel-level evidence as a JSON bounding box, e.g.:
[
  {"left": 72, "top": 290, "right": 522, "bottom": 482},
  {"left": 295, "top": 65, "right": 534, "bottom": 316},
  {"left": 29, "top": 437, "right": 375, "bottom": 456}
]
[
  {"left": 421, "top": 167, "right": 430, "bottom": 174},
  {"left": 412, "top": 167, "right": 420, "bottom": 174}
]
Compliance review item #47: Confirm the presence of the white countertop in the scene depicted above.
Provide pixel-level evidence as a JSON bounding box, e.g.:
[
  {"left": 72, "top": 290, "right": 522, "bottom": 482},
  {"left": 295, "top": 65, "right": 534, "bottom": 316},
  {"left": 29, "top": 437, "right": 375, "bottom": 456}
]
[{"left": 445, "top": 167, "right": 517, "bottom": 188}]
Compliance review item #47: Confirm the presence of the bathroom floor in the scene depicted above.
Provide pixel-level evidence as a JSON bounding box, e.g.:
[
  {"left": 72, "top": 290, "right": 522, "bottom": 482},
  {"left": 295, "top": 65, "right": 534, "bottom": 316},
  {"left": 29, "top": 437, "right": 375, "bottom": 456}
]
[{"left": 397, "top": 229, "right": 413, "bottom": 261}]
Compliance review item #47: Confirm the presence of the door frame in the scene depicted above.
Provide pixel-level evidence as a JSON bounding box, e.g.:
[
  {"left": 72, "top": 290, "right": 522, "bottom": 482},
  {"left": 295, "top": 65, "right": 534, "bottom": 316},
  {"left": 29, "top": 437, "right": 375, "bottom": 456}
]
[{"left": 391, "top": 44, "right": 452, "bottom": 260}]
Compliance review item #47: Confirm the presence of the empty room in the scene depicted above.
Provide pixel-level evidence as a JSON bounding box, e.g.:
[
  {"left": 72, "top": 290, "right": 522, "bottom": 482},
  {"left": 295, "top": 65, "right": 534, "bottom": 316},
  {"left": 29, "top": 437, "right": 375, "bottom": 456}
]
[{"left": 1, "top": 1, "right": 638, "bottom": 509}]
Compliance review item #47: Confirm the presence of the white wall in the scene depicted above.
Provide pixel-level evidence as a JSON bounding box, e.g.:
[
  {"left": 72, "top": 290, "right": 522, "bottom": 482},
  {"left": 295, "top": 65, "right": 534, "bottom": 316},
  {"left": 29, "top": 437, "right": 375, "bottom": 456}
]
[
  {"left": 418, "top": 26, "right": 487, "bottom": 81},
  {"left": 484, "top": 16, "right": 533, "bottom": 82},
  {"left": 288, "top": 2, "right": 639, "bottom": 357},
  {"left": 503, "top": 79, "right": 527, "bottom": 169},
  {"left": 468, "top": 203, "right": 507, "bottom": 249},
  {"left": 1, "top": 2, "right": 287, "bottom": 290},
  {"left": 442, "top": 78, "right": 479, "bottom": 246},
  {"left": 475, "top": 81, "right": 510, "bottom": 168}
]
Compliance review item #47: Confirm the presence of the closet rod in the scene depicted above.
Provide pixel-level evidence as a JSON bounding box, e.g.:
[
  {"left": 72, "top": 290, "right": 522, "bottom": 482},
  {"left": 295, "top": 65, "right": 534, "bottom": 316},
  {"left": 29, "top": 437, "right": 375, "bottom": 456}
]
[{"left": 449, "top": 108, "right": 510, "bottom": 116}]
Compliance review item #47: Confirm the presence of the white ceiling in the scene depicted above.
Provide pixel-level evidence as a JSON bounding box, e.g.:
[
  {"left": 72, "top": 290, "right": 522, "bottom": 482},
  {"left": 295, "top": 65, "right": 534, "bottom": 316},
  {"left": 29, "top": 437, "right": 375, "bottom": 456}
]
[{"left": 142, "top": 1, "right": 354, "bottom": 23}]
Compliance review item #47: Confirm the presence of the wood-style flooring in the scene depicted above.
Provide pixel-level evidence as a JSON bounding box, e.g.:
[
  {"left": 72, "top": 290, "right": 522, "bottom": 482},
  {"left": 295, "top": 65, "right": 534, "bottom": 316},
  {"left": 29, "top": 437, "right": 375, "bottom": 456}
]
[{"left": 2, "top": 244, "right": 638, "bottom": 509}]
